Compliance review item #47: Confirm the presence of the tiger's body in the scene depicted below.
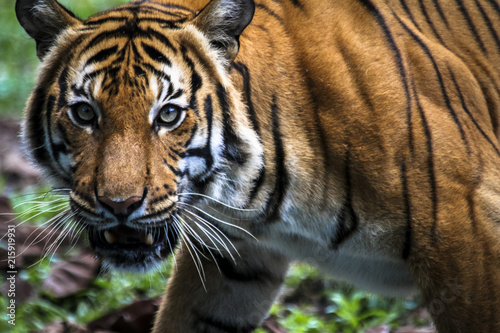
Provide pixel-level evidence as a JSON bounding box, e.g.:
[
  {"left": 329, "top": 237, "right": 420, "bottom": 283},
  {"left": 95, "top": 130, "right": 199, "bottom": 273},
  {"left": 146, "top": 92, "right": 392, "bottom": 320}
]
[{"left": 16, "top": 0, "right": 500, "bottom": 331}]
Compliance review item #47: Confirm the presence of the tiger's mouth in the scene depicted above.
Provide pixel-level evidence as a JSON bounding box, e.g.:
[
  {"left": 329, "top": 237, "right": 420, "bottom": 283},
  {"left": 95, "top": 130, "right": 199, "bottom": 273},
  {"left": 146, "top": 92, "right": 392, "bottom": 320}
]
[{"left": 88, "top": 224, "right": 179, "bottom": 271}]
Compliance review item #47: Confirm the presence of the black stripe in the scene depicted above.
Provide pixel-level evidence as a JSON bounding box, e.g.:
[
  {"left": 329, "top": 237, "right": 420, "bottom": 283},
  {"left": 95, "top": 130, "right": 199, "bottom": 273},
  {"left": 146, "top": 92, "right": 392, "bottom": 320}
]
[
  {"left": 248, "top": 167, "right": 266, "bottom": 204},
  {"left": 88, "top": 5, "right": 185, "bottom": 20},
  {"left": 71, "top": 84, "right": 86, "bottom": 98},
  {"left": 231, "top": 63, "right": 264, "bottom": 203},
  {"left": 168, "top": 152, "right": 178, "bottom": 161},
  {"left": 55, "top": 121, "right": 71, "bottom": 155},
  {"left": 233, "top": 62, "right": 260, "bottom": 134},
  {"left": 399, "top": 0, "right": 422, "bottom": 31},
  {"left": 190, "top": 71, "right": 202, "bottom": 109},
  {"left": 193, "top": 312, "right": 257, "bottom": 333},
  {"left": 289, "top": 0, "right": 303, "bottom": 9},
  {"left": 70, "top": 159, "right": 81, "bottom": 175},
  {"left": 135, "top": 4, "right": 188, "bottom": 18},
  {"left": 359, "top": 1, "right": 413, "bottom": 157},
  {"left": 82, "top": 25, "right": 176, "bottom": 55},
  {"left": 46, "top": 95, "right": 56, "bottom": 116},
  {"left": 83, "top": 68, "right": 106, "bottom": 85},
  {"left": 139, "top": 17, "right": 185, "bottom": 28},
  {"left": 84, "top": 45, "right": 118, "bottom": 67},
  {"left": 57, "top": 67, "right": 69, "bottom": 110},
  {"left": 84, "top": 16, "right": 128, "bottom": 25},
  {"left": 473, "top": 0, "right": 500, "bottom": 51},
  {"left": 144, "top": 63, "right": 171, "bottom": 82},
  {"left": 401, "top": 158, "right": 412, "bottom": 260},
  {"left": 180, "top": 47, "right": 202, "bottom": 113},
  {"left": 110, "top": 46, "right": 126, "bottom": 66},
  {"left": 153, "top": 2, "right": 195, "bottom": 13},
  {"left": 182, "top": 122, "right": 198, "bottom": 153},
  {"left": 395, "top": 15, "right": 471, "bottom": 155},
  {"left": 449, "top": 69, "right": 500, "bottom": 158},
  {"left": 144, "top": 27, "right": 177, "bottom": 53},
  {"left": 163, "top": 83, "right": 174, "bottom": 101},
  {"left": 47, "top": 94, "right": 72, "bottom": 182},
  {"left": 256, "top": 3, "right": 285, "bottom": 26},
  {"left": 164, "top": 158, "right": 182, "bottom": 176},
  {"left": 266, "top": 96, "right": 288, "bottom": 222},
  {"left": 412, "top": 79, "right": 438, "bottom": 245},
  {"left": 467, "top": 189, "right": 478, "bottom": 234},
  {"left": 169, "top": 89, "right": 183, "bottom": 100},
  {"left": 217, "top": 84, "right": 247, "bottom": 164},
  {"left": 133, "top": 65, "right": 146, "bottom": 77},
  {"left": 141, "top": 42, "right": 172, "bottom": 66},
  {"left": 70, "top": 197, "right": 103, "bottom": 218},
  {"left": 28, "top": 88, "right": 49, "bottom": 167},
  {"left": 53, "top": 68, "right": 73, "bottom": 180},
  {"left": 418, "top": 0, "right": 446, "bottom": 45},
  {"left": 489, "top": 0, "right": 500, "bottom": 16},
  {"left": 330, "top": 148, "right": 358, "bottom": 249},
  {"left": 455, "top": 0, "right": 487, "bottom": 53},
  {"left": 358, "top": 0, "right": 378, "bottom": 14},
  {"left": 131, "top": 42, "right": 144, "bottom": 61},
  {"left": 149, "top": 194, "right": 174, "bottom": 206},
  {"left": 432, "top": 0, "right": 449, "bottom": 28},
  {"left": 184, "top": 95, "right": 214, "bottom": 172},
  {"left": 170, "top": 147, "right": 182, "bottom": 157}
]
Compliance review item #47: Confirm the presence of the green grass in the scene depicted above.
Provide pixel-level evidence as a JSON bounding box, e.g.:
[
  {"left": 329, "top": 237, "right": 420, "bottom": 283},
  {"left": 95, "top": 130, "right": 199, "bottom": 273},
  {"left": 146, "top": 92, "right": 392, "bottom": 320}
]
[{"left": 0, "top": 257, "right": 172, "bottom": 333}]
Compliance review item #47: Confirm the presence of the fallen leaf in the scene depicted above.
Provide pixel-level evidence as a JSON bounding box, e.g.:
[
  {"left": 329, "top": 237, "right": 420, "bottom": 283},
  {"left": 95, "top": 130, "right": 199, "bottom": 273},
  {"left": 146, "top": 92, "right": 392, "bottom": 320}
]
[
  {"left": 0, "top": 119, "right": 41, "bottom": 190},
  {"left": 42, "top": 251, "right": 100, "bottom": 298},
  {"left": 394, "top": 326, "right": 436, "bottom": 333},
  {"left": 35, "top": 321, "right": 90, "bottom": 333},
  {"left": 262, "top": 316, "right": 288, "bottom": 333},
  {"left": 365, "top": 325, "right": 391, "bottom": 333},
  {"left": 87, "top": 297, "right": 162, "bottom": 333}
]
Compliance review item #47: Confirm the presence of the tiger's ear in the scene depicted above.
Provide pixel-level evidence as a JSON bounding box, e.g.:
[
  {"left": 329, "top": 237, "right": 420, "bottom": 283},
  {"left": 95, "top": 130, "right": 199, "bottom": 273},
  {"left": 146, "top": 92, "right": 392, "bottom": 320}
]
[
  {"left": 193, "top": 0, "right": 255, "bottom": 62},
  {"left": 16, "top": 0, "right": 81, "bottom": 60}
]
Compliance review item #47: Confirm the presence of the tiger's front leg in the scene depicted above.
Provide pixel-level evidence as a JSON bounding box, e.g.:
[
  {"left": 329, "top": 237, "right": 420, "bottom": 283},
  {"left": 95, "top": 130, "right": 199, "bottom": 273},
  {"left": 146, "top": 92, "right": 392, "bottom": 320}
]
[{"left": 153, "top": 242, "right": 289, "bottom": 333}]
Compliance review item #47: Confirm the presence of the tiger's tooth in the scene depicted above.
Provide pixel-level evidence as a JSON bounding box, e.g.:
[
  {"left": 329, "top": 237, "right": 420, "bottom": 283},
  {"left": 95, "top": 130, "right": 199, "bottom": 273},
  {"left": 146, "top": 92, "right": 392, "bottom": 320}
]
[
  {"left": 145, "top": 233, "right": 154, "bottom": 245},
  {"left": 104, "top": 231, "right": 116, "bottom": 244}
]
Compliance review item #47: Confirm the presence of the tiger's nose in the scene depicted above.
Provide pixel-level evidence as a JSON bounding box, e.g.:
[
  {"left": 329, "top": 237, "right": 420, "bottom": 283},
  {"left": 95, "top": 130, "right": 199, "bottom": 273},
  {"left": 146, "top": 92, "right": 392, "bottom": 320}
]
[{"left": 98, "top": 196, "right": 143, "bottom": 216}]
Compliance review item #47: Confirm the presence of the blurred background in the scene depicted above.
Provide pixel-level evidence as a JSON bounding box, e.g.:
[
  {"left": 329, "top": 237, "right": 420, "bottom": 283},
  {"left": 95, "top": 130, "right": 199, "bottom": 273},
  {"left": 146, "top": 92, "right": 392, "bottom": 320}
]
[{"left": 0, "top": 0, "right": 433, "bottom": 332}]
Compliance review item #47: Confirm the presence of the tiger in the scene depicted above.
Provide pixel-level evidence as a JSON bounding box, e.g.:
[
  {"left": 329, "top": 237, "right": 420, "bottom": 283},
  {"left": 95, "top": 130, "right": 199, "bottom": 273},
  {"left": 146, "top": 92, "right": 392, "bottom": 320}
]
[{"left": 15, "top": 0, "right": 500, "bottom": 331}]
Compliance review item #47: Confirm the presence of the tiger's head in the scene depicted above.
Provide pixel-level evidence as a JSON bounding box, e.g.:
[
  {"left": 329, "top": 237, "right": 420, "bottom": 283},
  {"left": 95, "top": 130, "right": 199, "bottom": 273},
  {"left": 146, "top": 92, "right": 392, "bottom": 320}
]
[{"left": 16, "top": 0, "right": 262, "bottom": 271}]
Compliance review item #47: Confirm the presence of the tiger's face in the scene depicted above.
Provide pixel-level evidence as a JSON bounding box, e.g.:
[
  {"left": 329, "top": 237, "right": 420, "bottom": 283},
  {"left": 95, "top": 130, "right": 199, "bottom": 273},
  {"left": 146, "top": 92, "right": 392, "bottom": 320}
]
[{"left": 17, "top": 0, "right": 258, "bottom": 271}]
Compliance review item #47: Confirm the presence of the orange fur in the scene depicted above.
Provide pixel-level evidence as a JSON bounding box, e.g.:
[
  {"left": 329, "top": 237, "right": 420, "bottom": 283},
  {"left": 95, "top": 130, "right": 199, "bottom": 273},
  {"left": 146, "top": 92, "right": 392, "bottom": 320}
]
[{"left": 17, "top": 0, "right": 500, "bottom": 332}]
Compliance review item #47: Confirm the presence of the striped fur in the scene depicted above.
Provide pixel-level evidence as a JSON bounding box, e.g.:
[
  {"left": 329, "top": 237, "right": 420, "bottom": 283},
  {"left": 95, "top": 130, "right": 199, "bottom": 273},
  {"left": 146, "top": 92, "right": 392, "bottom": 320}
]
[{"left": 16, "top": 0, "right": 500, "bottom": 332}]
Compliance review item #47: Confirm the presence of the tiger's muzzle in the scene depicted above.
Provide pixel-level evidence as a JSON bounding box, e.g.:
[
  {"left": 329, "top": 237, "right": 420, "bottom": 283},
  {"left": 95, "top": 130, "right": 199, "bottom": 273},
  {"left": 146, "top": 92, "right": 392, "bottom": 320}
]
[{"left": 74, "top": 189, "right": 180, "bottom": 272}]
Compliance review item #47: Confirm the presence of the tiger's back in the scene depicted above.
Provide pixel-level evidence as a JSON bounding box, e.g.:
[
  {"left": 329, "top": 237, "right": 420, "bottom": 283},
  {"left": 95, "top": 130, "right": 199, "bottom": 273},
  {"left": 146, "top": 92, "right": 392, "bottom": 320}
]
[
  {"left": 281, "top": 1, "right": 500, "bottom": 329},
  {"left": 16, "top": 0, "right": 500, "bottom": 332}
]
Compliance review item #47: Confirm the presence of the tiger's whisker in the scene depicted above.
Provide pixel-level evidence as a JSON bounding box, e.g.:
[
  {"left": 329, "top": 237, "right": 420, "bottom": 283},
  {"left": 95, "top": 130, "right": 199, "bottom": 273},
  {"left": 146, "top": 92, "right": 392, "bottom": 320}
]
[
  {"left": 177, "top": 214, "right": 223, "bottom": 255},
  {"left": 178, "top": 202, "right": 257, "bottom": 241},
  {"left": 177, "top": 214, "right": 225, "bottom": 273},
  {"left": 173, "top": 216, "right": 207, "bottom": 288},
  {"left": 181, "top": 209, "right": 240, "bottom": 262},
  {"left": 178, "top": 192, "right": 258, "bottom": 212},
  {"left": 12, "top": 209, "right": 72, "bottom": 259}
]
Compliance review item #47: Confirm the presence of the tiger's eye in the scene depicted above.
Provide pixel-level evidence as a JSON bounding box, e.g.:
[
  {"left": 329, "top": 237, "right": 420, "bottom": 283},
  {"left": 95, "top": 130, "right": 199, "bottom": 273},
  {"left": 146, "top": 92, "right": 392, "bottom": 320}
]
[
  {"left": 71, "top": 103, "right": 96, "bottom": 126},
  {"left": 158, "top": 105, "right": 181, "bottom": 125},
  {"left": 76, "top": 104, "right": 95, "bottom": 121}
]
